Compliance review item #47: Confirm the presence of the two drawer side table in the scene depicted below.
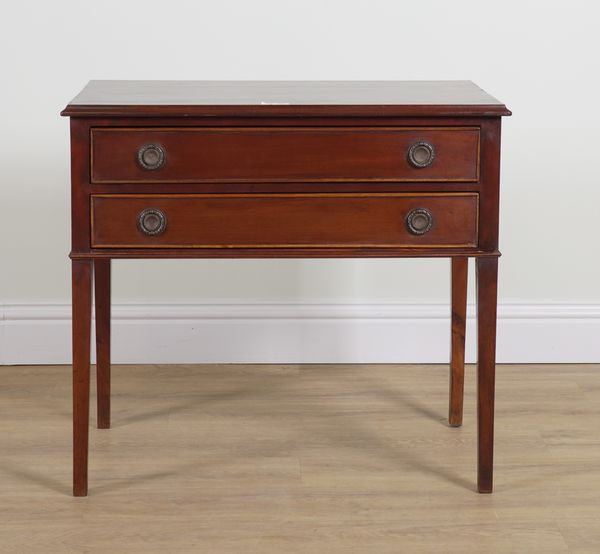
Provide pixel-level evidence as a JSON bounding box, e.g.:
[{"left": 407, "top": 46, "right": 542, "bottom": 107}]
[{"left": 62, "top": 80, "right": 511, "bottom": 496}]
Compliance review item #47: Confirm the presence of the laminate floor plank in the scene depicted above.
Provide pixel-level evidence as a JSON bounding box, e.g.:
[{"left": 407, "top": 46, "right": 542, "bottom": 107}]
[{"left": 0, "top": 363, "right": 599, "bottom": 553}]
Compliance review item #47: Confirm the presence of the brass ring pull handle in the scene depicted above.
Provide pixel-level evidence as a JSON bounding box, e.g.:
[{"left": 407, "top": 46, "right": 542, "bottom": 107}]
[
  {"left": 138, "top": 208, "right": 167, "bottom": 236},
  {"left": 137, "top": 144, "right": 166, "bottom": 170},
  {"left": 407, "top": 141, "right": 435, "bottom": 168},
  {"left": 406, "top": 208, "right": 434, "bottom": 235}
]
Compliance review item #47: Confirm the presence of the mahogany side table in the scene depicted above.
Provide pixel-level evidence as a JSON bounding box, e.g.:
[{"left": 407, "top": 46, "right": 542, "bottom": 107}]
[{"left": 62, "top": 80, "right": 510, "bottom": 496}]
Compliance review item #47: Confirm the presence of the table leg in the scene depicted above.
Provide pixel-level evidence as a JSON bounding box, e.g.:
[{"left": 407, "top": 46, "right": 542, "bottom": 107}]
[
  {"left": 449, "top": 257, "right": 468, "bottom": 427},
  {"left": 476, "top": 257, "right": 498, "bottom": 493},
  {"left": 72, "top": 259, "right": 93, "bottom": 497},
  {"left": 94, "top": 259, "right": 111, "bottom": 430}
]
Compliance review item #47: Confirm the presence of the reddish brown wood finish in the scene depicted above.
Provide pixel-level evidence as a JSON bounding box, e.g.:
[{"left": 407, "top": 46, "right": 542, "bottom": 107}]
[
  {"left": 91, "top": 193, "right": 479, "bottom": 249},
  {"left": 91, "top": 127, "right": 479, "bottom": 183},
  {"left": 449, "top": 257, "right": 468, "bottom": 427},
  {"left": 94, "top": 259, "right": 111, "bottom": 430},
  {"left": 477, "top": 119, "right": 502, "bottom": 252},
  {"left": 64, "top": 81, "right": 509, "bottom": 496},
  {"left": 72, "top": 247, "right": 500, "bottom": 260},
  {"left": 476, "top": 256, "right": 499, "bottom": 493},
  {"left": 61, "top": 80, "right": 511, "bottom": 118},
  {"left": 70, "top": 119, "right": 91, "bottom": 255},
  {"left": 72, "top": 259, "right": 92, "bottom": 497}
]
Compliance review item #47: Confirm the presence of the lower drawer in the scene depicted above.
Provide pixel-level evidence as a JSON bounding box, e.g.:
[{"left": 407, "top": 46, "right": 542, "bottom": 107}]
[{"left": 91, "top": 193, "right": 478, "bottom": 249}]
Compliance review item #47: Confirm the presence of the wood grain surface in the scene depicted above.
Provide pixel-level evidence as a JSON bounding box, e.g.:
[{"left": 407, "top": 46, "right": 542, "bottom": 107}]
[
  {"left": 62, "top": 80, "right": 511, "bottom": 117},
  {"left": 449, "top": 257, "right": 468, "bottom": 427},
  {"left": 91, "top": 127, "right": 480, "bottom": 183},
  {"left": 90, "top": 193, "right": 479, "bottom": 249},
  {"left": 0, "top": 363, "right": 597, "bottom": 553}
]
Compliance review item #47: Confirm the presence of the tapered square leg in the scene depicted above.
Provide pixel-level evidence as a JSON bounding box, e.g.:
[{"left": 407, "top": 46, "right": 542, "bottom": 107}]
[
  {"left": 476, "top": 257, "right": 498, "bottom": 493},
  {"left": 94, "top": 259, "right": 111, "bottom": 430},
  {"left": 449, "top": 257, "right": 468, "bottom": 427},
  {"left": 72, "top": 259, "right": 93, "bottom": 497}
]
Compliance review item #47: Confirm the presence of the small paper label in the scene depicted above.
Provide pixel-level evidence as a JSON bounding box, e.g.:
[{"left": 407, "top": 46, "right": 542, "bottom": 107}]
[{"left": 260, "top": 101, "right": 291, "bottom": 105}]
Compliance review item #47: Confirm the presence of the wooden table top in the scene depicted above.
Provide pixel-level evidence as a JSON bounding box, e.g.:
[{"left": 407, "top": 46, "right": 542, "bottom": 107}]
[{"left": 62, "top": 80, "right": 511, "bottom": 118}]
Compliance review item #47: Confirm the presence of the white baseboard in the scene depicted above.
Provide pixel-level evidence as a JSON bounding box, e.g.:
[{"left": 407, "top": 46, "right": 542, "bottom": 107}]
[{"left": 1, "top": 302, "right": 600, "bottom": 365}]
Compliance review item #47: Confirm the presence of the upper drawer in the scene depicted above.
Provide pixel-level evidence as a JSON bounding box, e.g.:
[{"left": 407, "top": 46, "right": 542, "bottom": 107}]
[{"left": 90, "top": 127, "right": 480, "bottom": 184}]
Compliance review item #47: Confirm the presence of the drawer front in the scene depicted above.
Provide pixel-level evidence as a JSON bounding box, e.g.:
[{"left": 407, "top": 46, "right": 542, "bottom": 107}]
[
  {"left": 91, "top": 127, "right": 480, "bottom": 183},
  {"left": 91, "top": 193, "right": 478, "bottom": 249}
]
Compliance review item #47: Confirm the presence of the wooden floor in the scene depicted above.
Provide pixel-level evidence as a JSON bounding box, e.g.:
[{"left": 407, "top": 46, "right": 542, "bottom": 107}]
[{"left": 1, "top": 363, "right": 600, "bottom": 553}]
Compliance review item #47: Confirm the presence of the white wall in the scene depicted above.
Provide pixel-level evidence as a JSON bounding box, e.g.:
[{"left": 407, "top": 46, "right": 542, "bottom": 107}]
[{"left": 1, "top": 0, "right": 599, "bottom": 363}]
